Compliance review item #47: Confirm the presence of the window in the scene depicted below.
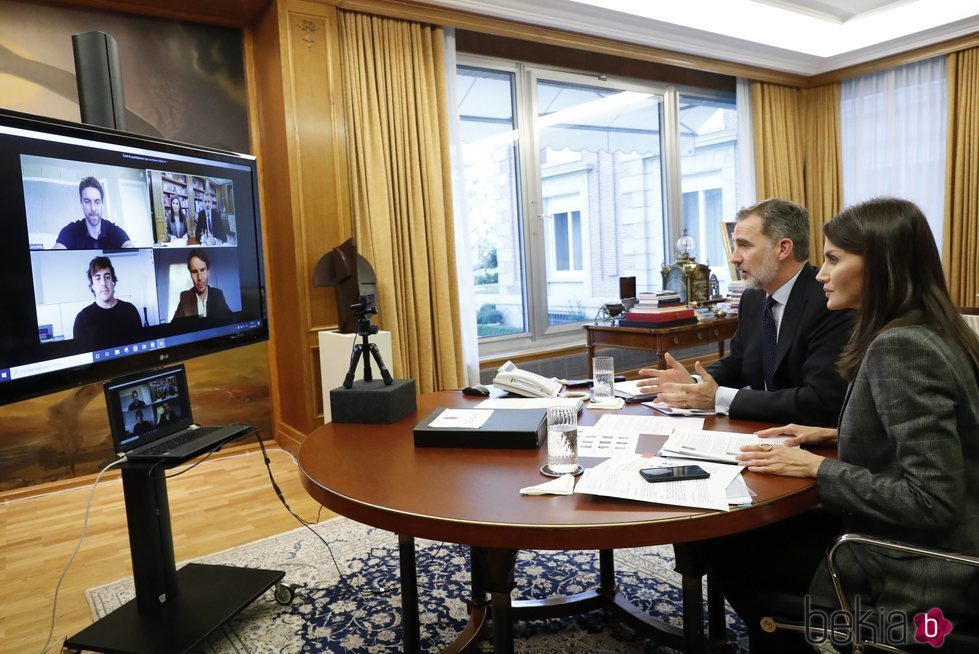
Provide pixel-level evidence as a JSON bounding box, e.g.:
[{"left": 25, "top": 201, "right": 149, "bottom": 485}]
[
  {"left": 552, "top": 211, "right": 582, "bottom": 272},
  {"left": 841, "top": 57, "right": 947, "bottom": 250},
  {"left": 456, "top": 57, "right": 738, "bottom": 354}
]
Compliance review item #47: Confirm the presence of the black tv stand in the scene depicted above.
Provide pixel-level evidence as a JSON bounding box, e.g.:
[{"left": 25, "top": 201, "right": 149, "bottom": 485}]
[{"left": 64, "top": 460, "right": 285, "bottom": 653}]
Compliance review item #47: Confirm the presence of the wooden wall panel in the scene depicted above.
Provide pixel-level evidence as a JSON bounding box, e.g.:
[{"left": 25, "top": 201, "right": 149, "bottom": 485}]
[{"left": 246, "top": 0, "right": 351, "bottom": 446}]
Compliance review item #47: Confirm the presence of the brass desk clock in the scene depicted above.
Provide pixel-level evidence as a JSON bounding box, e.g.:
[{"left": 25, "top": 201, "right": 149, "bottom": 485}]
[{"left": 662, "top": 230, "right": 713, "bottom": 306}]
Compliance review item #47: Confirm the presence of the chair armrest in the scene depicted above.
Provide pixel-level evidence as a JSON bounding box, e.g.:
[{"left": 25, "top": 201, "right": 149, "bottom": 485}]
[{"left": 827, "top": 532, "right": 979, "bottom": 616}]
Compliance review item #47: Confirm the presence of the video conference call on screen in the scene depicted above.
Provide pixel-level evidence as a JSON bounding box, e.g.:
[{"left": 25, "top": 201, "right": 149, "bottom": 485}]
[
  {"left": 115, "top": 372, "right": 187, "bottom": 443},
  {"left": 0, "top": 111, "right": 267, "bottom": 399}
]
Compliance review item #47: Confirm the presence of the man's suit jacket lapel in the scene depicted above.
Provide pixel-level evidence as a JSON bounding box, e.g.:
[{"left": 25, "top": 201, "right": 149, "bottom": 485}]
[{"left": 773, "top": 264, "right": 813, "bottom": 372}]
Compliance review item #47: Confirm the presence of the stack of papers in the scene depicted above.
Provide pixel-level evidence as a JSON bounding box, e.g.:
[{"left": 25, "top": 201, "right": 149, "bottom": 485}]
[
  {"left": 574, "top": 454, "right": 744, "bottom": 511},
  {"left": 613, "top": 379, "right": 648, "bottom": 398},
  {"left": 646, "top": 402, "right": 715, "bottom": 416},
  {"left": 661, "top": 429, "right": 794, "bottom": 464}
]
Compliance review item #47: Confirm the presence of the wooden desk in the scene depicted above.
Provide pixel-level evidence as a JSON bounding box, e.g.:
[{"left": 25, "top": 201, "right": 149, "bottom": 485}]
[
  {"left": 585, "top": 316, "right": 739, "bottom": 369},
  {"left": 299, "top": 392, "right": 823, "bottom": 653}
]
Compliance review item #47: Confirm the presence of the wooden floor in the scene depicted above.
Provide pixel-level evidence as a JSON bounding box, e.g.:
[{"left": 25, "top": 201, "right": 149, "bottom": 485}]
[{"left": 0, "top": 445, "right": 330, "bottom": 654}]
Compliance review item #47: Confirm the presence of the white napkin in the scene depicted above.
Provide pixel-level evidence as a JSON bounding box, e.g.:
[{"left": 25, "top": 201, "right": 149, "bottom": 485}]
[
  {"left": 519, "top": 474, "right": 576, "bottom": 495},
  {"left": 587, "top": 397, "right": 625, "bottom": 410}
]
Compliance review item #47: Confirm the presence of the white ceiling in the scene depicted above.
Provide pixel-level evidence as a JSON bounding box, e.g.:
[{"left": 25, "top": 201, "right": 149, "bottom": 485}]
[{"left": 424, "top": 0, "right": 979, "bottom": 76}]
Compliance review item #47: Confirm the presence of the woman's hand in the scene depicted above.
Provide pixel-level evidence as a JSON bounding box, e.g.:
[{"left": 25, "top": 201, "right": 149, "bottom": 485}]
[
  {"left": 754, "top": 423, "right": 838, "bottom": 447},
  {"left": 737, "top": 444, "right": 824, "bottom": 478}
]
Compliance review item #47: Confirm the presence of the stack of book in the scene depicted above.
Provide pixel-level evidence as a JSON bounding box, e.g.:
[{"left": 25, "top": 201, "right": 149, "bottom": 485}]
[
  {"left": 635, "top": 290, "right": 682, "bottom": 307},
  {"left": 618, "top": 305, "right": 697, "bottom": 328},
  {"left": 726, "top": 281, "right": 745, "bottom": 303}
]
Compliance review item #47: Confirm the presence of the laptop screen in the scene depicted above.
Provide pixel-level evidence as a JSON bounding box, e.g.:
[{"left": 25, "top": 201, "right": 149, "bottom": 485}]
[{"left": 104, "top": 364, "right": 193, "bottom": 454}]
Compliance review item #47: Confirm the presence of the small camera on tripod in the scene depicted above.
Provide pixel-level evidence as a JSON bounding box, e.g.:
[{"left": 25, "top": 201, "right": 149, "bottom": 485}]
[
  {"left": 342, "top": 293, "right": 393, "bottom": 388},
  {"left": 350, "top": 294, "right": 379, "bottom": 336}
]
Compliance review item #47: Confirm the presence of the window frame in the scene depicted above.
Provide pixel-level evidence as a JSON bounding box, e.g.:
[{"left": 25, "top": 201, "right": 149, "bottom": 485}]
[{"left": 457, "top": 54, "right": 736, "bottom": 359}]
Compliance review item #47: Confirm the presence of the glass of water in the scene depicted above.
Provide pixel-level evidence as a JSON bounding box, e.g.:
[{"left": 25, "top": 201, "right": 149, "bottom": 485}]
[
  {"left": 541, "top": 405, "right": 582, "bottom": 477},
  {"left": 592, "top": 356, "right": 616, "bottom": 403}
]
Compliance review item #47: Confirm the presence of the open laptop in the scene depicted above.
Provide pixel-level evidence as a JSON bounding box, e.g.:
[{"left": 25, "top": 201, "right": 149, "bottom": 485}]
[{"left": 105, "top": 364, "right": 252, "bottom": 461}]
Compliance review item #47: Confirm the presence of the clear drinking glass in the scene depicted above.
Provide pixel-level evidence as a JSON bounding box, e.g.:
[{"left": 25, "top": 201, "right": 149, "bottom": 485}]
[
  {"left": 592, "top": 356, "right": 615, "bottom": 403},
  {"left": 541, "top": 405, "right": 581, "bottom": 477}
]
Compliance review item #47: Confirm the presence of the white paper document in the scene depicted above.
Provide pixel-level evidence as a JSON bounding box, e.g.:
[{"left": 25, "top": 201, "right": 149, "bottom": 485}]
[
  {"left": 574, "top": 454, "right": 743, "bottom": 511},
  {"left": 593, "top": 414, "right": 705, "bottom": 434},
  {"left": 726, "top": 475, "right": 755, "bottom": 505},
  {"left": 476, "top": 397, "right": 584, "bottom": 411},
  {"left": 660, "top": 429, "right": 794, "bottom": 464},
  {"left": 428, "top": 409, "right": 492, "bottom": 429},
  {"left": 577, "top": 426, "right": 639, "bottom": 458}
]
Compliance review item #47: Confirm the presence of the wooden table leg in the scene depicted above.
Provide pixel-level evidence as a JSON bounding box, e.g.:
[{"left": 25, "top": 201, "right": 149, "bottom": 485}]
[
  {"left": 398, "top": 534, "right": 420, "bottom": 654},
  {"left": 707, "top": 573, "right": 734, "bottom": 652},
  {"left": 471, "top": 547, "right": 518, "bottom": 654},
  {"left": 682, "top": 573, "right": 707, "bottom": 653}
]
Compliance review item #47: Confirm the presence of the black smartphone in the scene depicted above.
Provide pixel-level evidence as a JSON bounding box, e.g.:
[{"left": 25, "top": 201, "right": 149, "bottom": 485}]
[
  {"left": 625, "top": 392, "right": 659, "bottom": 403},
  {"left": 564, "top": 379, "right": 593, "bottom": 388},
  {"left": 639, "top": 465, "right": 711, "bottom": 483}
]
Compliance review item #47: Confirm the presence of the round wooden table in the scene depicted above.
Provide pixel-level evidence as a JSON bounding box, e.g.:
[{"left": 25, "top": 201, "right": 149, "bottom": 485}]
[{"left": 299, "top": 391, "right": 823, "bottom": 653}]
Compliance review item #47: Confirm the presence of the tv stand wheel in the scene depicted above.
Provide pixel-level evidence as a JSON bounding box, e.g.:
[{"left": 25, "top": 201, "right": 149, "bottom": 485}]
[
  {"left": 274, "top": 582, "right": 296, "bottom": 605},
  {"left": 61, "top": 646, "right": 82, "bottom": 654}
]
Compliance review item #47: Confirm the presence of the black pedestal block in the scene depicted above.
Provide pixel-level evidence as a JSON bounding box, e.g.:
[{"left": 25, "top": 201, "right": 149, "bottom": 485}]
[{"left": 330, "top": 378, "right": 416, "bottom": 423}]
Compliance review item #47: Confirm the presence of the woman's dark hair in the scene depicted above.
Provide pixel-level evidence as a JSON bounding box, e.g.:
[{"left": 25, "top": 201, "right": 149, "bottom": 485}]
[{"left": 824, "top": 197, "right": 979, "bottom": 378}]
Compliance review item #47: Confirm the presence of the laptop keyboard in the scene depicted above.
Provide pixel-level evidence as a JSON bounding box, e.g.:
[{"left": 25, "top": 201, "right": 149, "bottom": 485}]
[{"left": 141, "top": 426, "right": 222, "bottom": 456}]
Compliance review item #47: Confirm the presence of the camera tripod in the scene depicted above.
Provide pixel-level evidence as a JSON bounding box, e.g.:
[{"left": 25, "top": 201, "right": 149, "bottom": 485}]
[{"left": 342, "top": 304, "right": 393, "bottom": 389}]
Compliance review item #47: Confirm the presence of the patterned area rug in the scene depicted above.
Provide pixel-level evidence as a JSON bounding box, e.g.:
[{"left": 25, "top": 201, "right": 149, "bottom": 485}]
[{"left": 87, "top": 516, "right": 748, "bottom": 653}]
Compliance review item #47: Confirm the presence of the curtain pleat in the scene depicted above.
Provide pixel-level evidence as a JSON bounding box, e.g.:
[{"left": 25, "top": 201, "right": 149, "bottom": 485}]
[
  {"left": 945, "top": 48, "right": 979, "bottom": 308},
  {"left": 339, "top": 11, "right": 465, "bottom": 391},
  {"left": 751, "top": 81, "right": 805, "bottom": 207},
  {"left": 801, "top": 84, "right": 843, "bottom": 264}
]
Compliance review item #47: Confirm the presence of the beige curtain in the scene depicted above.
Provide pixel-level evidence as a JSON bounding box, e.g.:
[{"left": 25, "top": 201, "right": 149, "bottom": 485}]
[
  {"left": 944, "top": 48, "right": 979, "bottom": 309},
  {"left": 751, "top": 81, "right": 842, "bottom": 264},
  {"left": 338, "top": 11, "right": 465, "bottom": 392},
  {"left": 800, "top": 84, "right": 843, "bottom": 264},
  {"left": 751, "top": 81, "right": 805, "bottom": 206}
]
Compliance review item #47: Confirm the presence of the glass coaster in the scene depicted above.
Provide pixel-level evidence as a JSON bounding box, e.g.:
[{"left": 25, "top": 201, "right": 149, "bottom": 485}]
[{"left": 539, "top": 464, "right": 584, "bottom": 478}]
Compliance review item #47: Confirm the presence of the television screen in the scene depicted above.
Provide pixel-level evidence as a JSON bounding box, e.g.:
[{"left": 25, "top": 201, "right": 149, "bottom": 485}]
[{"left": 0, "top": 108, "right": 267, "bottom": 406}]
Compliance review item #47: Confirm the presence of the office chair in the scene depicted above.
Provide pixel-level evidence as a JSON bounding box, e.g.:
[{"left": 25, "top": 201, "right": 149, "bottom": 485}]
[{"left": 762, "top": 533, "right": 979, "bottom": 653}]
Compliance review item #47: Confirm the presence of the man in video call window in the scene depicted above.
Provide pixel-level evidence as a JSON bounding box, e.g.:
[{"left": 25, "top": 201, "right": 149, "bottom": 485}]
[
  {"left": 157, "top": 402, "right": 179, "bottom": 425},
  {"left": 127, "top": 390, "right": 146, "bottom": 411},
  {"left": 73, "top": 256, "right": 142, "bottom": 348},
  {"left": 54, "top": 177, "right": 134, "bottom": 250},
  {"left": 172, "top": 248, "right": 231, "bottom": 321},
  {"left": 194, "top": 195, "right": 226, "bottom": 244},
  {"left": 132, "top": 409, "right": 153, "bottom": 435}
]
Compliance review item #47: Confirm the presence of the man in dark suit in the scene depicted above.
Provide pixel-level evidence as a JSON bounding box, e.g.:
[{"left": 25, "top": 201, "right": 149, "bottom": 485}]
[
  {"left": 194, "top": 195, "right": 226, "bottom": 243},
  {"left": 171, "top": 248, "right": 232, "bottom": 321},
  {"left": 639, "top": 198, "right": 852, "bottom": 426}
]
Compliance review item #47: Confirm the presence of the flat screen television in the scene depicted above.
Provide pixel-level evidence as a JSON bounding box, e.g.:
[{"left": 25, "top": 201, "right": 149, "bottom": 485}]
[{"left": 0, "top": 108, "right": 268, "bottom": 406}]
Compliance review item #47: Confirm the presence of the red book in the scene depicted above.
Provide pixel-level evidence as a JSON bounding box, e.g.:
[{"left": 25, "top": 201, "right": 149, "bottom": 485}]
[
  {"left": 618, "top": 317, "right": 699, "bottom": 329},
  {"left": 622, "top": 307, "right": 694, "bottom": 323}
]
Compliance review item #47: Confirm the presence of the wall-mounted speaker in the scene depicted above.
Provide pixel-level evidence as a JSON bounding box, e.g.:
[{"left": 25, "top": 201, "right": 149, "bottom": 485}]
[{"left": 72, "top": 31, "right": 127, "bottom": 130}]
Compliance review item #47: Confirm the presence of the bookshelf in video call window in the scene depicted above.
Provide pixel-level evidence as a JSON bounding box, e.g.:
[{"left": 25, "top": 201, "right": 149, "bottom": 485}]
[
  {"left": 160, "top": 173, "right": 189, "bottom": 242},
  {"left": 157, "top": 173, "right": 221, "bottom": 243}
]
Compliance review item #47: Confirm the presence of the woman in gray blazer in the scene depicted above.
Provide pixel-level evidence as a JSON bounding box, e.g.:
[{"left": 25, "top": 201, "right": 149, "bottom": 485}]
[{"left": 714, "top": 197, "right": 979, "bottom": 652}]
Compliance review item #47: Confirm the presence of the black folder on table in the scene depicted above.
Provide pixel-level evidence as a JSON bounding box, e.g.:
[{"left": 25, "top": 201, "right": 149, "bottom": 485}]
[{"left": 413, "top": 407, "right": 547, "bottom": 449}]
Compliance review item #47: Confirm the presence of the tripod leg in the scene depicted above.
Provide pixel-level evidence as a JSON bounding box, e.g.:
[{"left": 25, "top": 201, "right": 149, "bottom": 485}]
[
  {"left": 361, "top": 334, "right": 373, "bottom": 382},
  {"left": 343, "top": 345, "right": 364, "bottom": 389},
  {"left": 368, "top": 343, "right": 394, "bottom": 385}
]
